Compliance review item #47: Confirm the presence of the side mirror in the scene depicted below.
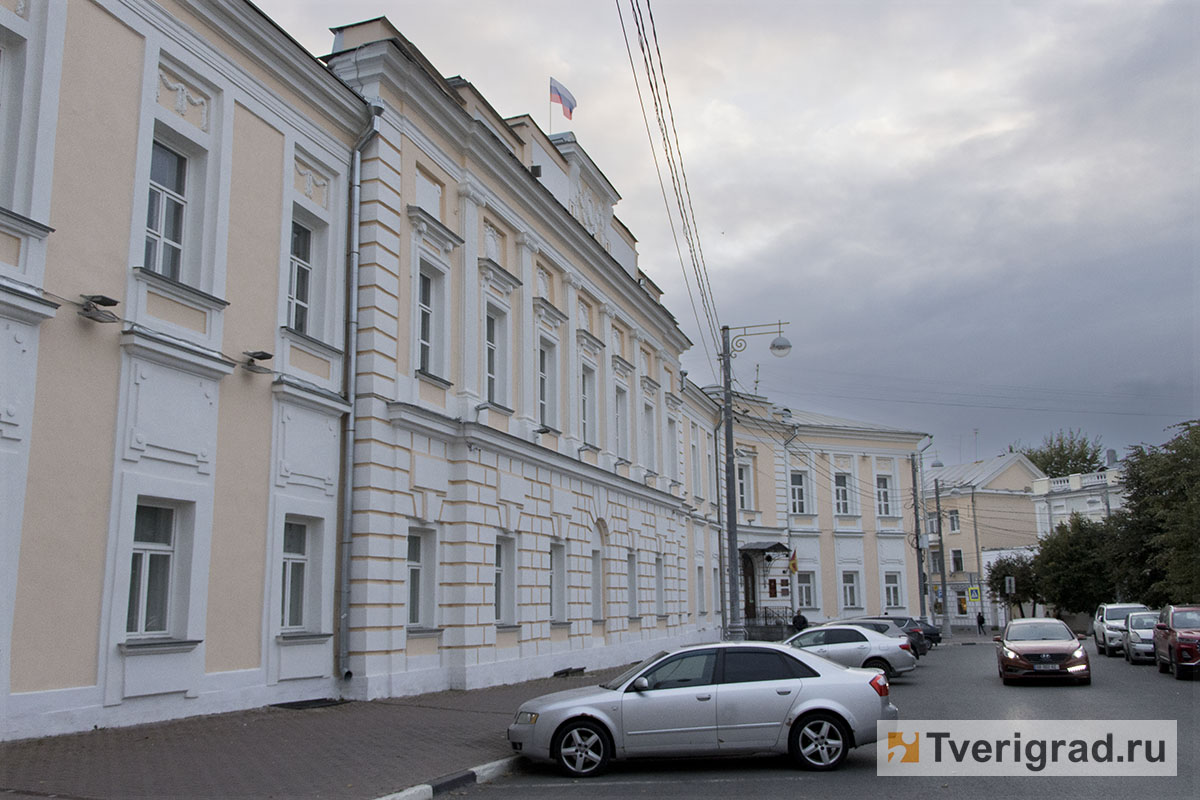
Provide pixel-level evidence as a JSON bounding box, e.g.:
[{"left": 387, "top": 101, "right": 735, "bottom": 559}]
[
  {"left": 1077, "top": 633, "right": 1087, "bottom": 640},
  {"left": 992, "top": 635, "right": 1002, "bottom": 643},
  {"left": 1155, "top": 623, "right": 1168, "bottom": 631},
  {"left": 632, "top": 677, "right": 650, "bottom": 692}
]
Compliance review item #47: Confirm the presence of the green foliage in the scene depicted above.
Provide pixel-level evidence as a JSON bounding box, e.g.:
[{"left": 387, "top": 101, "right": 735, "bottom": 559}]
[
  {"left": 1034, "top": 515, "right": 1113, "bottom": 614},
  {"left": 1012, "top": 428, "right": 1104, "bottom": 477},
  {"left": 1117, "top": 420, "right": 1200, "bottom": 604},
  {"left": 985, "top": 552, "right": 1039, "bottom": 617}
]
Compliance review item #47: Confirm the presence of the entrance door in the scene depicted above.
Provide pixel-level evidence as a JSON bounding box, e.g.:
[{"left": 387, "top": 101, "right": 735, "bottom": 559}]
[{"left": 742, "top": 553, "right": 757, "bottom": 621}]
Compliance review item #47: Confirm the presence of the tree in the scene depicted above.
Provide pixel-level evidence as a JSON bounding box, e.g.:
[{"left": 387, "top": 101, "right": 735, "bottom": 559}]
[
  {"left": 1034, "top": 514, "right": 1113, "bottom": 614},
  {"left": 1116, "top": 421, "right": 1200, "bottom": 604},
  {"left": 985, "top": 551, "right": 1039, "bottom": 618},
  {"left": 1012, "top": 428, "right": 1104, "bottom": 477}
]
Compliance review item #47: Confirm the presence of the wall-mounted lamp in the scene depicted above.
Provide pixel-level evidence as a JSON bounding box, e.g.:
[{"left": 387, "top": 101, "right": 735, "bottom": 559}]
[
  {"left": 534, "top": 425, "right": 552, "bottom": 435},
  {"left": 78, "top": 294, "right": 120, "bottom": 323},
  {"left": 242, "top": 350, "right": 274, "bottom": 374}
]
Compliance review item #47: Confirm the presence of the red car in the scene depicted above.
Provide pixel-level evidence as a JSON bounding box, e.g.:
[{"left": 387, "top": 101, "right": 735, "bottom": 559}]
[
  {"left": 1153, "top": 605, "right": 1200, "bottom": 680},
  {"left": 995, "top": 618, "right": 1090, "bottom": 686}
]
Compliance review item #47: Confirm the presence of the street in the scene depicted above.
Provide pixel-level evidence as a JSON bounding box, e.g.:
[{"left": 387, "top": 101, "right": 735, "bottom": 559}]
[{"left": 451, "top": 640, "right": 1198, "bottom": 800}]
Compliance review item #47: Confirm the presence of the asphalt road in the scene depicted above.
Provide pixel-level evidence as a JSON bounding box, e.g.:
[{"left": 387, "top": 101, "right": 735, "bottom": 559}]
[{"left": 449, "top": 640, "right": 1199, "bottom": 800}]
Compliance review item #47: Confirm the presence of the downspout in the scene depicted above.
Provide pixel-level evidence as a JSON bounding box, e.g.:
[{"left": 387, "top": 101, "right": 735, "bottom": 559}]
[{"left": 339, "top": 105, "right": 382, "bottom": 682}]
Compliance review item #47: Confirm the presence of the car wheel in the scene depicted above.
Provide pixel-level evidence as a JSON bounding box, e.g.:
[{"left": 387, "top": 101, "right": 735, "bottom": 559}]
[
  {"left": 1095, "top": 636, "right": 1105, "bottom": 656},
  {"left": 790, "top": 712, "right": 850, "bottom": 771},
  {"left": 1124, "top": 645, "right": 1131, "bottom": 662},
  {"left": 552, "top": 719, "right": 611, "bottom": 778},
  {"left": 1157, "top": 651, "right": 1171, "bottom": 673},
  {"left": 864, "top": 658, "right": 894, "bottom": 678},
  {"left": 1173, "top": 653, "right": 1189, "bottom": 681}
]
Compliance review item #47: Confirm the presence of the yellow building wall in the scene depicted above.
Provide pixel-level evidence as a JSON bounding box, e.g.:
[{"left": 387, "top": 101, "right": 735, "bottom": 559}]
[
  {"left": 204, "top": 104, "right": 284, "bottom": 673},
  {"left": 11, "top": 0, "right": 145, "bottom": 693}
]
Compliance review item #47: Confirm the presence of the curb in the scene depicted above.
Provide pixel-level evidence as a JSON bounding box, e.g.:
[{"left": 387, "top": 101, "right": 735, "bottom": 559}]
[{"left": 373, "top": 756, "right": 522, "bottom": 800}]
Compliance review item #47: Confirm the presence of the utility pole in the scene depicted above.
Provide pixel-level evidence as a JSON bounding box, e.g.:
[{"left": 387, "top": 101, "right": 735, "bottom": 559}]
[
  {"left": 934, "top": 478, "right": 952, "bottom": 638},
  {"left": 910, "top": 455, "right": 927, "bottom": 620}
]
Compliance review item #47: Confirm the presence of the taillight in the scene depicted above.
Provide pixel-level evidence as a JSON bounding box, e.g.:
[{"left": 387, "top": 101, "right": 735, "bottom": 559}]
[
  {"left": 899, "top": 642, "right": 911, "bottom": 651},
  {"left": 870, "top": 673, "right": 889, "bottom": 697}
]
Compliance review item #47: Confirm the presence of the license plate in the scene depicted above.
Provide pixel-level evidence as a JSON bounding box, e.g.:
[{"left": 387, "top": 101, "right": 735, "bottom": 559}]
[{"left": 1033, "top": 664, "right": 1059, "bottom": 671}]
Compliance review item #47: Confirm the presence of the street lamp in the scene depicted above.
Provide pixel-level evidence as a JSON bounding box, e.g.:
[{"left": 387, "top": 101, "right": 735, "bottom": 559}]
[{"left": 721, "top": 321, "right": 790, "bottom": 640}]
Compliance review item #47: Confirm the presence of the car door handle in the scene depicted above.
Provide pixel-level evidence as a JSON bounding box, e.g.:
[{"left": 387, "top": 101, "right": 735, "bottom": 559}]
[
  {"left": 696, "top": 694, "right": 712, "bottom": 701},
  {"left": 776, "top": 689, "right": 792, "bottom": 696}
]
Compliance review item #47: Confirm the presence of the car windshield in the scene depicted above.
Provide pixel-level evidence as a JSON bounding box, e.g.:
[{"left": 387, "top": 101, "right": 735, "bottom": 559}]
[
  {"left": 1104, "top": 605, "right": 1146, "bottom": 620},
  {"left": 602, "top": 650, "right": 668, "bottom": 690},
  {"left": 1128, "top": 614, "right": 1156, "bottom": 630},
  {"left": 1173, "top": 610, "right": 1200, "bottom": 628},
  {"left": 1006, "top": 621, "right": 1074, "bottom": 641}
]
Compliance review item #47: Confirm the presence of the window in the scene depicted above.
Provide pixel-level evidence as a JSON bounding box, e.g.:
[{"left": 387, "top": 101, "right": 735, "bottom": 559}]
[
  {"left": 707, "top": 434, "right": 717, "bottom": 498},
  {"left": 495, "top": 536, "right": 515, "bottom": 625},
  {"left": 144, "top": 141, "right": 188, "bottom": 282},
  {"left": 418, "top": 270, "right": 435, "bottom": 373},
  {"left": 736, "top": 462, "right": 752, "bottom": 510},
  {"left": 538, "top": 341, "right": 557, "bottom": 427},
  {"left": 640, "top": 651, "right": 716, "bottom": 690},
  {"left": 0, "top": 27, "right": 28, "bottom": 209},
  {"left": 627, "top": 551, "right": 639, "bottom": 617},
  {"left": 876, "top": 474, "right": 893, "bottom": 517},
  {"left": 927, "top": 512, "right": 939, "bottom": 535},
  {"left": 790, "top": 471, "right": 808, "bottom": 514},
  {"left": 696, "top": 565, "right": 706, "bottom": 614},
  {"left": 795, "top": 571, "right": 814, "bottom": 608},
  {"left": 281, "top": 521, "right": 308, "bottom": 629},
  {"left": 485, "top": 308, "right": 504, "bottom": 405},
  {"left": 591, "top": 549, "right": 604, "bottom": 621},
  {"left": 550, "top": 541, "right": 566, "bottom": 622},
  {"left": 951, "top": 549, "right": 964, "bottom": 573},
  {"left": 614, "top": 385, "right": 629, "bottom": 458},
  {"left": 126, "top": 505, "right": 175, "bottom": 635},
  {"left": 956, "top": 590, "right": 968, "bottom": 616},
  {"left": 655, "top": 555, "right": 665, "bottom": 615},
  {"left": 834, "top": 472, "right": 852, "bottom": 515},
  {"left": 884, "top": 572, "right": 902, "bottom": 608},
  {"left": 407, "top": 531, "right": 435, "bottom": 627},
  {"left": 691, "top": 424, "right": 703, "bottom": 497},
  {"left": 722, "top": 649, "right": 796, "bottom": 683},
  {"left": 824, "top": 627, "right": 867, "bottom": 645},
  {"left": 288, "top": 221, "right": 313, "bottom": 333},
  {"left": 841, "top": 571, "right": 860, "bottom": 608},
  {"left": 580, "top": 365, "right": 595, "bottom": 444},
  {"left": 641, "top": 403, "right": 656, "bottom": 470},
  {"left": 948, "top": 509, "right": 961, "bottom": 533},
  {"left": 930, "top": 548, "right": 944, "bottom": 575},
  {"left": 666, "top": 418, "right": 678, "bottom": 481}
]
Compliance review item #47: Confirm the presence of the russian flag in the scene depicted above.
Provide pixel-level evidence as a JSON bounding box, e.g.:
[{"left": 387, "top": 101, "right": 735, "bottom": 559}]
[{"left": 550, "top": 77, "right": 577, "bottom": 120}]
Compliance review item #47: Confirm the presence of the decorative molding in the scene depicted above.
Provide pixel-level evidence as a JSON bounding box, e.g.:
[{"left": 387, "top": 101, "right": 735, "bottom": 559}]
[
  {"left": 483, "top": 222, "right": 502, "bottom": 261},
  {"left": 478, "top": 257, "right": 521, "bottom": 297},
  {"left": 576, "top": 328, "right": 605, "bottom": 357},
  {"left": 664, "top": 392, "right": 683, "bottom": 412},
  {"left": 157, "top": 69, "right": 210, "bottom": 131},
  {"left": 294, "top": 162, "right": 329, "bottom": 207},
  {"left": 533, "top": 296, "right": 567, "bottom": 331},
  {"left": 611, "top": 354, "right": 634, "bottom": 379},
  {"left": 458, "top": 178, "right": 488, "bottom": 207},
  {"left": 516, "top": 230, "right": 541, "bottom": 255},
  {"left": 407, "top": 205, "right": 463, "bottom": 254},
  {"left": 640, "top": 375, "right": 661, "bottom": 395}
]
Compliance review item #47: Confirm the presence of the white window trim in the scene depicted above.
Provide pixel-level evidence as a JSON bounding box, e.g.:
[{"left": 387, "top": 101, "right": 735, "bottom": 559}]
[
  {"left": 538, "top": 337, "right": 559, "bottom": 429},
  {"left": 407, "top": 529, "right": 437, "bottom": 629},
  {"left": 790, "top": 469, "right": 808, "bottom": 515},
  {"left": 591, "top": 548, "right": 605, "bottom": 621},
  {"left": 736, "top": 460, "right": 754, "bottom": 511},
  {"left": 655, "top": 555, "right": 665, "bottom": 616},
  {"left": 884, "top": 571, "right": 903, "bottom": 608},
  {"left": 580, "top": 362, "right": 596, "bottom": 445},
  {"left": 495, "top": 534, "right": 516, "bottom": 625},
  {"left": 613, "top": 383, "right": 630, "bottom": 460},
  {"left": 951, "top": 548, "right": 965, "bottom": 573},
  {"left": 875, "top": 473, "right": 895, "bottom": 518},
  {"left": 948, "top": 509, "right": 961, "bottom": 533},
  {"left": 483, "top": 302, "right": 512, "bottom": 408},
  {"left": 834, "top": 471, "right": 857, "bottom": 516},
  {"left": 796, "top": 571, "right": 816, "bottom": 609},
  {"left": 841, "top": 570, "right": 861, "bottom": 610},
  {"left": 627, "top": 551, "right": 639, "bottom": 618},
  {"left": 549, "top": 540, "right": 567, "bottom": 623},
  {"left": 414, "top": 258, "right": 450, "bottom": 382}
]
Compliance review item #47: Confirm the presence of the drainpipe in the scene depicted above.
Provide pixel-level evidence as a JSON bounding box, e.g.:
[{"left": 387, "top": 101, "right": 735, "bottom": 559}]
[{"left": 338, "top": 103, "right": 383, "bottom": 682}]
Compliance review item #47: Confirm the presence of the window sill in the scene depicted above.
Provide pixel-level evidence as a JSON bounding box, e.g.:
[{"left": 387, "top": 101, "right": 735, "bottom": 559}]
[
  {"left": 407, "top": 626, "right": 443, "bottom": 638},
  {"left": 535, "top": 424, "right": 562, "bottom": 436},
  {"left": 591, "top": 618, "right": 606, "bottom": 626},
  {"left": 119, "top": 638, "right": 202, "bottom": 655},
  {"left": 415, "top": 369, "right": 453, "bottom": 389},
  {"left": 550, "top": 620, "right": 572, "bottom": 629},
  {"left": 495, "top": 623, "right": 521, "bottom": 632},
  {"left": 133, "top": 266, "right": 228, "bottom": 310},
  {"left": 475, "top": 401, "right": 514, "bottom": 416},
  {"left": 276, "top": 632, "right": 333, "bottom": 646},
  {"left": 280, "top": 325, "right": 342, "bottom": 357},
  {"left": 577, "top": 443, "right": 600, "bottom": 454}
]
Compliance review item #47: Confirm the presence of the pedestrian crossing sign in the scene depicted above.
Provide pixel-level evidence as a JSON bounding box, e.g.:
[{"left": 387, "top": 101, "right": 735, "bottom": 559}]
[{"left": 967, "top": 586, "right": 980, "bottom": 602}]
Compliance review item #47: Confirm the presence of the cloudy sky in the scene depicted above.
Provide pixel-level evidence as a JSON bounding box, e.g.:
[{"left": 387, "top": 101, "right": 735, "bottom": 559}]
[{"left": 256, "top": 0, "right": 1197, "bottom": 466}]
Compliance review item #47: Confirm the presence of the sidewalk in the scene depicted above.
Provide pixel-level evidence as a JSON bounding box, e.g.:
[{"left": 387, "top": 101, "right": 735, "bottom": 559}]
[{"left": 0, "top": 665, "right": 624, "bottom": 800}]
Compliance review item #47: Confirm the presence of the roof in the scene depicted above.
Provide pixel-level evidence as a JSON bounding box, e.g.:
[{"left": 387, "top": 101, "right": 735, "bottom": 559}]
[{"left": 923, "top": 452, "right": 1045, "bottom": 493}]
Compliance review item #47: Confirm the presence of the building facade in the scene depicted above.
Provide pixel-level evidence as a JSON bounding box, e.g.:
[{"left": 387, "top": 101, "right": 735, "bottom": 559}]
[
  {"left": 922, "top": 454, "right": 1046, "bottom": 628},
  {"left": 2, "top": 3, "right": 927, "bottom": 740},
  {"left": 1, "top": 0, "right": 364, "bottom": 740},
  {"left": 1030, "top": 464, "right": 1125, "bottom": 537}
]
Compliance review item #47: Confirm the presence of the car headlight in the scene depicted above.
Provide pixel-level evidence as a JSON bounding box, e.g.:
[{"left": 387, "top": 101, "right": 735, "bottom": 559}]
[
  {"left": 1071, "top": 647, "right": 1085, "bottom": 659},
  {"left": 1105, "top": 624, "right": 1121, "bottom": 632},
  {"left": 1129, "top": 632, "right": 1142, "bottom": 643},
  {"left": 514, "top": 711, "right": 540, "bottom": 725},
  {"left": 1002, "top": 647, "right": 1019, "bottom": 660}
]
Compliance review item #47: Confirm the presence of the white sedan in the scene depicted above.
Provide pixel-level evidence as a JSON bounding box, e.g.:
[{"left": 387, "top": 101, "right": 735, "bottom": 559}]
[
  {"left": 785, "top": 624, "right": 917, "bottom": 677},
  {"left": 506, "top": 641, "right": 898, "bottom": 777}
]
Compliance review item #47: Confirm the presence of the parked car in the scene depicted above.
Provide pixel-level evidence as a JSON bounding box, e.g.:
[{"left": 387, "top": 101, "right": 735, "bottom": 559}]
[
  {"left": 506, "top": 641, "right": 898, "bottom": 776},
  {"left": 786, "top": 623, "right": 917, "bottom": 678},
  {"left": 871, "top": 615, "right": 942, "bottom": 646},
  {"left": 1153, "top": 605, "right": 1200, "bottom": 680},
  {"left": 1092, "top": 603, "right": 1150, "bottom": 656},
  {"left": 1122, "top": 611, "right": 1159, "bottom": 663},
  {"left": 829, "top": 617, "right": 925, "bottom": 657},
  {"left": 859, "top": 615, "right": 933, "bottom": 653},
  {"left": 995, "top": 617, "right": 1090, "bottom": 686}
]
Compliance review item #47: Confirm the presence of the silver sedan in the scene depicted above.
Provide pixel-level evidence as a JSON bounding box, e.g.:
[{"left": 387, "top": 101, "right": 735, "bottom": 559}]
[
  {"left": 1123, "top": 611, "right": 1158, "bottom": 663},
  {"left": 786, "top": 623, "right": 917, "bottom": 678},
  {"left": 507, "top": 641, "right": 899, "bottom": 777}
]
